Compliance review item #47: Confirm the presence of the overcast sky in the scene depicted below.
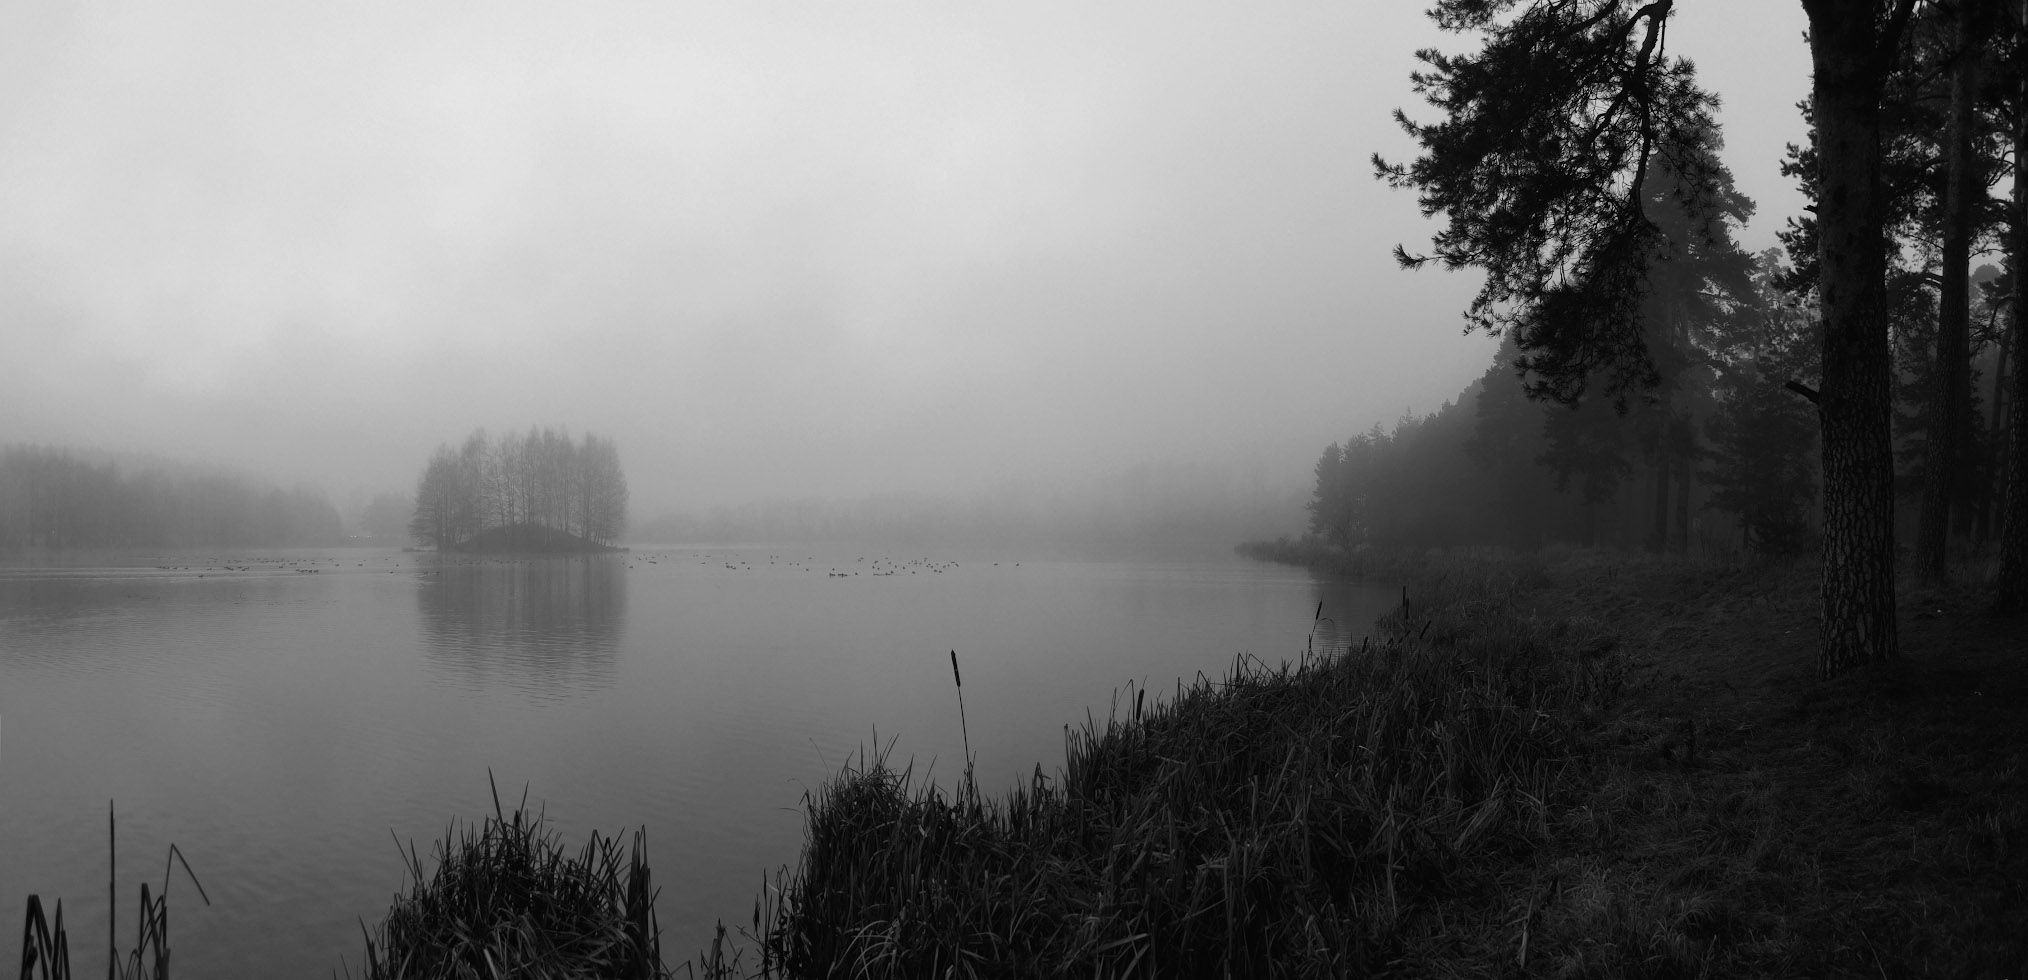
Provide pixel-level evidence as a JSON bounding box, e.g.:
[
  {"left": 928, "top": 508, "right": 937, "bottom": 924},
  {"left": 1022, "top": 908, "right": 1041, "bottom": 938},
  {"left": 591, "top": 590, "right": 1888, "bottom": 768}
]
[{"left": 1, "top": 1, "right": 1811, "bottom": 517}]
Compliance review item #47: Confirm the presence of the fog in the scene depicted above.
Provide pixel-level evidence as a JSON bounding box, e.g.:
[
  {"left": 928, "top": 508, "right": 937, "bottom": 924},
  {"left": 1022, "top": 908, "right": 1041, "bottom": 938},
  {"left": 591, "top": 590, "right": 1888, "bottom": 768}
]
[{"left": 0, "top": 1, "right": 1809, "bottom": 535}]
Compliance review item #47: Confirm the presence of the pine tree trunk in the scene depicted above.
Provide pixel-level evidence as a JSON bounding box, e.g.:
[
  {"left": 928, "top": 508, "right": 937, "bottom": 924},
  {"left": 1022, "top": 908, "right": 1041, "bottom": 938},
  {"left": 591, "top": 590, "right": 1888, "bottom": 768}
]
[
  {"left": 1807, "top": 1, "right": 1902, "bottom": 674},
  {"left": 1675, "top": 428, "right": 1693, "bottom": 557},
  {"left": 1916, "top": 0, "right": 1983, "bottom": 585},
  {"left": 1996, "top": 24, "right": 2028, "bottom": 613},
  {"left": 1982, "top": 327, "right": 2010, "bottom": 541},
  {"left": 1652, "top": 453, "right": 1671, "bottom": 553}
]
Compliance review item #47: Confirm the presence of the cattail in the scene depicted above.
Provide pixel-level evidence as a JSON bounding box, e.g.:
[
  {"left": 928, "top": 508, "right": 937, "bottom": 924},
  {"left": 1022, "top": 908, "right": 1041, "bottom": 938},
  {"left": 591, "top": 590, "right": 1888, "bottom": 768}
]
[{"left": 951, "top": 650, "right": 973, "bottom": 802}]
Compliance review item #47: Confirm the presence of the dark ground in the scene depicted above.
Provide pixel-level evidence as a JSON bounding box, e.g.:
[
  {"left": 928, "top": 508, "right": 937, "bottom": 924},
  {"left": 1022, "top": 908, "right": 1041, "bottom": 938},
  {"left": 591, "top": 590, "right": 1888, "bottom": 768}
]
[{"left": 1516, "top": 556, "right": 2028, "bottom": 978}]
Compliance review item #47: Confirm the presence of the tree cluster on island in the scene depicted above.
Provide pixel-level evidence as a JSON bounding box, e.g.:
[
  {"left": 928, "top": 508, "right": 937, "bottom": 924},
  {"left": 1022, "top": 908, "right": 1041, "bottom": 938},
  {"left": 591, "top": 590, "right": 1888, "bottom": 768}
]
[
  {"left": 408, "top": 427, "right": 628, "bottom": 553},
  {"left": 1365, "top": 0, "right": 2026, "bottom": 676},
  {"left": 0, "top": 444, "right": 345, "bottom": 549}
]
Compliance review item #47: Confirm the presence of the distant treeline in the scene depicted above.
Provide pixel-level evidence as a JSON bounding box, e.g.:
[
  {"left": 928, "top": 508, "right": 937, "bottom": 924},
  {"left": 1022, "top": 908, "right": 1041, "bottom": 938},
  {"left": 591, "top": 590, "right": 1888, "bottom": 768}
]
[
  {"left": 409, "top": 427, "right": 627, "bottom": 550},
  {"left": 1293, "top": 251, "right": 2011, "bottom": 559},
  {"left": 1280, "top": 80, "right": 2026, "bottom": 564},
  {"left": 633, "top": 461, "right": 1303, "bottom": 559},
  {"left": 0, "top": 445, "right": 343, "bottom": 550}
]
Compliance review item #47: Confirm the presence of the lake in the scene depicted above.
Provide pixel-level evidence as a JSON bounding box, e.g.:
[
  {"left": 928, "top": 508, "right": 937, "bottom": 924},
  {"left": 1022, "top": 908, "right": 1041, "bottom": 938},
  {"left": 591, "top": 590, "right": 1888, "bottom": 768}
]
[{"left": 0, "top": 545, "right": 1396, "bottom": 975}]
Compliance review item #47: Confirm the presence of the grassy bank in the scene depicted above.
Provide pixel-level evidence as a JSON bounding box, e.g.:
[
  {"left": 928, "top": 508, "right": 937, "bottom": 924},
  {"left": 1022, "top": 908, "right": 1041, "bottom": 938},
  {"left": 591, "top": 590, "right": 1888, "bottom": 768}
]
[
  {"left": 717, "top": 554, "right": 2027, "bottom": 978},
  {"left": 731, "top": 563, "right": 1625, "bottom": 977}
]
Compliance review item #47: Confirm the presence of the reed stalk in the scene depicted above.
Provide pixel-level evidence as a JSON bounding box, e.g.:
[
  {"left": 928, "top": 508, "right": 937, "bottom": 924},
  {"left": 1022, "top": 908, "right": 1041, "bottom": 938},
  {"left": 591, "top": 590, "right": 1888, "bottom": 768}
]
[
  {"left": 15, "top": 805, "right": 209, "bottom": 980},
  {"left": 950, "top": 649, "right": 974, "bottom": 806}
]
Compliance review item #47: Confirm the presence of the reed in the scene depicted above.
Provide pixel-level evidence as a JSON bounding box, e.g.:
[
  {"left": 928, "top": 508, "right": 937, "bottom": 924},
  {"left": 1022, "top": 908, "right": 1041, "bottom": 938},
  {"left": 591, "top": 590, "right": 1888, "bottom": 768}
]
[
  {"left": 733, "top": 564, "right": 1624, "bottom": 978},
  {"left": 15, "top": 804, "right": 210, "bottom": 980},
  {"left": 950, "top": 649, "right": 975, "bottom": 805},
  {"left": 350, "top": 774, "right": 666, "bottom": 980}
]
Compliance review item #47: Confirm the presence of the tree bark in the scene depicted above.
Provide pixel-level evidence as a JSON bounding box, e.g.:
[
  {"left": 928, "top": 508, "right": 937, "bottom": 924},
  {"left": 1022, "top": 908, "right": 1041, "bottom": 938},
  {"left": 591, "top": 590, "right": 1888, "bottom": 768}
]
[
  {"left": 1805, "top": 0, "right": 1904, "bottom": 674},
  {"left": 1916, "top": 0, "right": 1984, "bottom": 585},
  {"left": 1675, "top": 421, "right": 1693, "bottom": 556},
  {"left": 1996, "top": 10, "right": 2028, "bottom": 612},
  {"left": 1980, "top": 323, "right": 2009, "bottom": 541},
  {"left": 1652, "top": 452, "right": 1671, "bottom": 553}
]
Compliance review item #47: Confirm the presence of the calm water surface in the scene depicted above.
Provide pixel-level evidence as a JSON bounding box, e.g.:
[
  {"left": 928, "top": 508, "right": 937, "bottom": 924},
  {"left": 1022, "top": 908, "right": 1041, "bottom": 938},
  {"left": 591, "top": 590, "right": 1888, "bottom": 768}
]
[{"left": 0, "top": 546, "right": 1395, "bottom": 975}]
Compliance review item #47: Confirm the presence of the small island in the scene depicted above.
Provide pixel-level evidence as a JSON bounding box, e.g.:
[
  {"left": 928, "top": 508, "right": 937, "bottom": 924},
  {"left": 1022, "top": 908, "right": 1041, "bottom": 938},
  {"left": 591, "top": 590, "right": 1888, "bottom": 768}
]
[{"left": 408, "top": 427, "right": 628, "bottom": 554}]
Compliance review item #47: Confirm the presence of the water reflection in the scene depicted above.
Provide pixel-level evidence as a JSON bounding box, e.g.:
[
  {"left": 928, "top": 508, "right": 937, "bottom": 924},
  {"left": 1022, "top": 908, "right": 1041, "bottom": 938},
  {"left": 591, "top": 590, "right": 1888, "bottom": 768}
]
[
  {"left": 0, "top": 574, "right": 130, "bottom": 638},
  {"left": 1305, "top": 575, "right": 1396, "bottom": 658},
  {"left": 416, "top": 556, "right": 626, "bottom": 698}
]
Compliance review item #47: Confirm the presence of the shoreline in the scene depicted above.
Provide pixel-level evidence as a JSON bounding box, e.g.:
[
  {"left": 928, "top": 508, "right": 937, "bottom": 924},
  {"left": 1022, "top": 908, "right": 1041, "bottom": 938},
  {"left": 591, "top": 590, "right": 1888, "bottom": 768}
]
[
  {"left": 716, "top": 552, "right": 2027, "bottom": 977},
  {"left": 15, "top": 552, "right": 2023, "bottom": 976}
]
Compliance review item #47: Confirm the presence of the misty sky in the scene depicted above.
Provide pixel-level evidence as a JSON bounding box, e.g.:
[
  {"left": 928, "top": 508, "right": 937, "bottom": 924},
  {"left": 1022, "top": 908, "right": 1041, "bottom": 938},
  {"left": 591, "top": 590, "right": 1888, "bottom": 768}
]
[{"left": 1, "top": 1, "right": 1810, "bottom": 517}]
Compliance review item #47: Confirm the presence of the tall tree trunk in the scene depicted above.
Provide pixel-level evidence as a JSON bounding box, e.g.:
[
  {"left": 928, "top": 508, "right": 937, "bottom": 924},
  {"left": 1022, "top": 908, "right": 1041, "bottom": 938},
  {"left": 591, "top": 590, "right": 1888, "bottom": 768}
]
[
  {"left": 1916, "top": 0, "right": 1984, "bottom": 584},
  {"left": 1806, "top": 0, "right": 1905, "bottom": 674},
  {"left": 1675, "top": 420, "right": 1693, "bottom": 556},
  {"left": 1981, "top": 320, "right": 2011, "bottom": 541},
  {"left": 1997, "top": 14, "right": 2028, "bottom": 612},
  {"left": 1652, "top": 452, "right": 1671, "bottom": 553}
]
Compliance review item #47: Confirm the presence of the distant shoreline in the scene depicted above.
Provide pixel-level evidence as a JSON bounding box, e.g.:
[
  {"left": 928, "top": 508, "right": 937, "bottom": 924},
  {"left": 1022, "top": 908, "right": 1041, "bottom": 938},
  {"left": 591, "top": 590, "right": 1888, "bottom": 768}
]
[{"left": 438, "top": 522, "right": 625, "bottom": 555}]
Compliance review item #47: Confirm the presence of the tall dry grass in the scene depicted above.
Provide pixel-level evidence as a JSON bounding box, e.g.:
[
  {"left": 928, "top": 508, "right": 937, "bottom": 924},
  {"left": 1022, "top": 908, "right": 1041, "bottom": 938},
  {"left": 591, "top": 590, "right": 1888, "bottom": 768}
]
[
  {"left": 726, "top": 565, "right": 1621, "bottom": 978},
  {"left": 350, "top": 776, "right": 665, "bottom": 980}
]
